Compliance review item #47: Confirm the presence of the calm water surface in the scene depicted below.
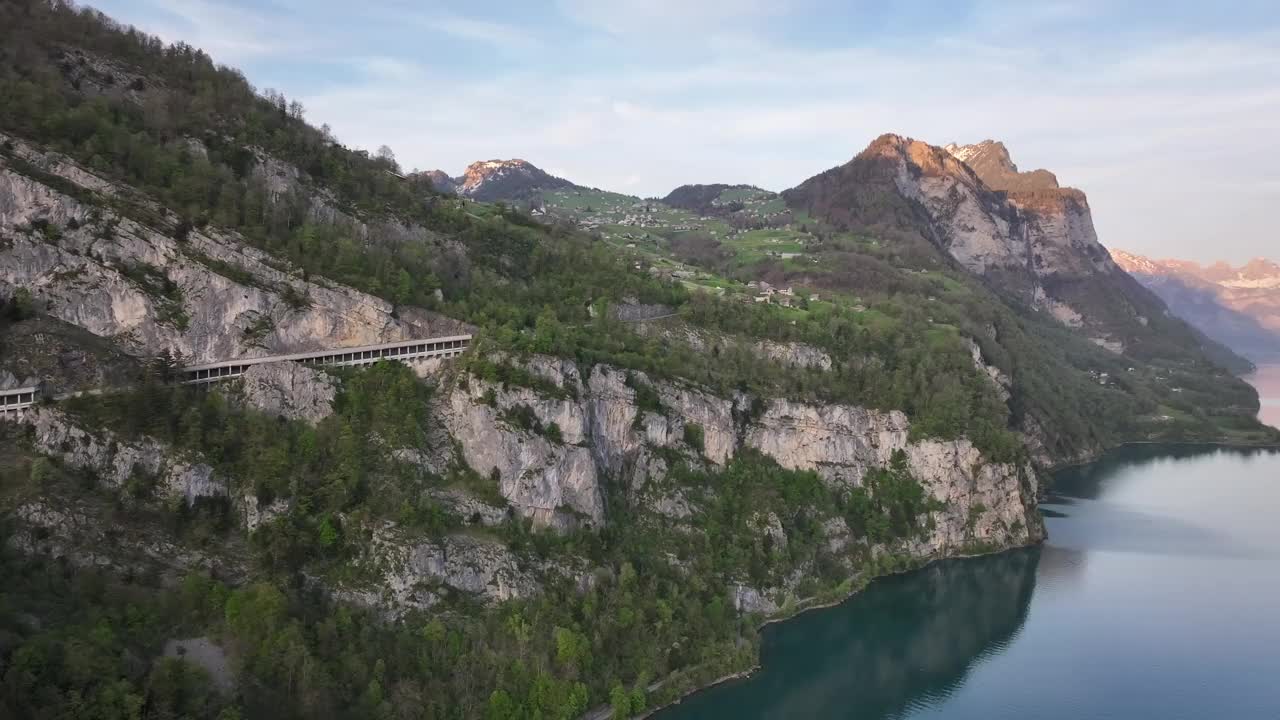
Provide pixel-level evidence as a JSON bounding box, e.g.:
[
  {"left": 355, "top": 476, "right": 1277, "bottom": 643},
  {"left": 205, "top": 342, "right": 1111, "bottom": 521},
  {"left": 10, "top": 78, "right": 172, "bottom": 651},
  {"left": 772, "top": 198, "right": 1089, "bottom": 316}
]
[
  {"left": 656, "top": 445, "right": 1280, "bottom": 720},
  {"left": 1247, "top": 364, "right": 1280, "bottom": 428}
]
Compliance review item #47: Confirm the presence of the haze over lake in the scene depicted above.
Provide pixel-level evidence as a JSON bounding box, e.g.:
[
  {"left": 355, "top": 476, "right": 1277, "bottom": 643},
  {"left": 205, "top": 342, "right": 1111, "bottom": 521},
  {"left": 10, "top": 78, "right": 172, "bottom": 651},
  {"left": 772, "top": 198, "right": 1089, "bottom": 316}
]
[{"left": 1248, "top": 365, "right": 1280, "bottom": 428}]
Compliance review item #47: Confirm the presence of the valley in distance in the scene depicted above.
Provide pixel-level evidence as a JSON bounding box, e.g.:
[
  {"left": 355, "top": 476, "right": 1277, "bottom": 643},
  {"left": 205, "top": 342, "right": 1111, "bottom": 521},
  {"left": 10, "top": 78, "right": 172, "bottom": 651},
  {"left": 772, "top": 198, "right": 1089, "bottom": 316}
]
[{"left": 0, "top": 2, "right": 1277, "bottom": 720}]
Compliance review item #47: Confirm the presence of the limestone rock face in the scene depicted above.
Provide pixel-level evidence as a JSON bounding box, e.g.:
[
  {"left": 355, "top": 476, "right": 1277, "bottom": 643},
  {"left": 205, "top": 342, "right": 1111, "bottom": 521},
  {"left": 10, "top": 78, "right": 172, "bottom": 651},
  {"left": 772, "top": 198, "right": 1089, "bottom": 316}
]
[
  {"left": 741, "top": 396, "right": 1040, "bottom": 552},
  {"left": 944, "top": 140, "right": 1059, "bottom": 192},
  {"left": 25, "top": 407, "right": 227, "bottom": 504},
  {"left": 240, "top": 489, "right": 290, "bottom": 533},
  {"left": 439, "top": 353, "right": 1043, "bottom": 563},
  {"left": 348, "top": 527, "right": 541, "bottom": 616},
  {"left": 731, "top": 582, "right": 780, "bottom": 615},
  {"left": 444, "top": 361, "right": 602, "bottom": 530},
  {"left": 782, "top": 133, "right": 1212, "bottom": 361},
  {"left": 0, "top": 134, "right": 467, "bottom": 364},
  {"left": 754, "top": 339, "right": 833, "bottom": 371},
  {"left": 237, "top": 361, "right": 338, "bottom": 423}
]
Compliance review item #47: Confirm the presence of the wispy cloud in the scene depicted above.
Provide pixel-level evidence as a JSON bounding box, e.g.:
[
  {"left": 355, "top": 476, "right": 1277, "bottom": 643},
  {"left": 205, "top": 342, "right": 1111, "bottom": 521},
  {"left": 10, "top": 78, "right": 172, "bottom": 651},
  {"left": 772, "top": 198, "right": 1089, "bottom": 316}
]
[
  {"left": 122, "top": 0, "right": 304, "bottom": 62},
  {"left": 83, "top": 1, "right": 1280, "bottom": 261},
  {"left": 556, "top": 0, "right": 784, "bottom": 35}
]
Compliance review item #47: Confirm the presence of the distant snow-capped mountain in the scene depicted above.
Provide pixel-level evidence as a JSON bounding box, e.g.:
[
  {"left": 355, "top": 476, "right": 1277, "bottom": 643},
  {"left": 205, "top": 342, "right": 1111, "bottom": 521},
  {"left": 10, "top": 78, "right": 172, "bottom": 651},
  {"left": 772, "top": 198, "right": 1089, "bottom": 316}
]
[{"left": 1112, "top": 249, "right": 1280, "bottom": 362}]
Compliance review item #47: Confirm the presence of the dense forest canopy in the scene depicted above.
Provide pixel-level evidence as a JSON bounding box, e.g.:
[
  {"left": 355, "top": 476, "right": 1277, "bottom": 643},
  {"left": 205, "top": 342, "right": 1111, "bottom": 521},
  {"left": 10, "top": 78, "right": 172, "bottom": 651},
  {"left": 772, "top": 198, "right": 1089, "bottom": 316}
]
[{"left": 0, "top": 2, "right": 1275, "bottom": 719}]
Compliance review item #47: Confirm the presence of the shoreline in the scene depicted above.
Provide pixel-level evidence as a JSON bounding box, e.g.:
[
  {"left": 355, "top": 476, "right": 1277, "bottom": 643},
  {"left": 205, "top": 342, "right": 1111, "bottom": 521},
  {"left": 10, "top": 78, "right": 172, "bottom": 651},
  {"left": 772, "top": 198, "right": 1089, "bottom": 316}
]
[
  {"left": 592, "top": 438, "right": 1275, "bottom": 720},
  {"left": 1044, "top": 437, "right": 1280, "bottom": 474},
  {"left": 625, "top": 540, "right": 1039, "bottom": 720}
]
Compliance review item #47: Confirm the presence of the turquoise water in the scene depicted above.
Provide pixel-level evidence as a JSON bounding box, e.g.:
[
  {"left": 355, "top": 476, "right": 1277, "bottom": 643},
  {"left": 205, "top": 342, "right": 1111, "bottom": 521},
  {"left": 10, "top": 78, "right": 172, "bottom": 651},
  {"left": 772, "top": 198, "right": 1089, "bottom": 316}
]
[{"left": 655, "top": 445, "right": 1280, "bottom": 719}]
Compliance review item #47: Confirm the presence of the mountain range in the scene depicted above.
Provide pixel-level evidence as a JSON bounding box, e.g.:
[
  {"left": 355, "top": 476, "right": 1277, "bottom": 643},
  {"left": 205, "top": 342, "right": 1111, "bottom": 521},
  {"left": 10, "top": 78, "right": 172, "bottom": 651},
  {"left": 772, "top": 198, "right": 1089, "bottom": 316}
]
[
  {"left": 0, "top": 3, "right": 1274, "bottom": 718},
  {"left": 1112, "top": 250, "right": 1280, "bottom": 363},
  {"left": 417, "top": 159, "right": 575, "bottom": 202},
  {"left": 429, "top": 137, "right": 1249, "bottom": 374}
]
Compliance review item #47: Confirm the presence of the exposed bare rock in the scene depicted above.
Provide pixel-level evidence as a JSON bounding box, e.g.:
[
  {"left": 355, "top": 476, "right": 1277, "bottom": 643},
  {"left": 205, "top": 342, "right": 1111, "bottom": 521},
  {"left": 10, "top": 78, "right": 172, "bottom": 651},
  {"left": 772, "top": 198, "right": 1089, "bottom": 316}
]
[
  {"left": 731, "top": 583, "right": 780, "bottom": 615},
  {"left": 445, "top": 374, "right": 603, "bottom": 530},
  {"left": 236, "top": 361, "right": 338, "bottom": 423},
  {"left": 426, "top": 487, "right": 510, "bottom": 527},
  {"left": 438, "top": 353, "right": 1041, "bottom": 559},
  {"left": 350, "top": 527, "right": 541, "bottom": 615},
  {"left": 964, "top": 338, "right": 1011, "bottom": 402},
  {"left": 240, "top": 490, "right": 290, "bottom": 533},
  {"left": 741, "top": 397, "right": 1041, "bottom": 553},
  {"left": 455, "top": 159, "right": 575, "bottom": 202},
  {"left": 9, "top": 498, "right": 246, "bottom": 583},
  {"left": 944, "top": 140, "right": 1059, "bottom": 192},
  {"left": 754, "top": 339, "right": 833, "bottom": 371},
  {"left": 1113, "top": 249, "right": 1280, "bottom": 362},
  {"left": 611, "top": 303, "right": 674, "bottom": 322},
  {"left": 0, "top": 133, "right": 468, "bottom": 364},
  {"left": 24, "top": 407, "right": 227, "bottom": 504},
  {"left": 784, "top": 133, "right": 1238, "bottom": 372},
  {"left": 754, "top": 512, "right": 788, "bottom": 550}
]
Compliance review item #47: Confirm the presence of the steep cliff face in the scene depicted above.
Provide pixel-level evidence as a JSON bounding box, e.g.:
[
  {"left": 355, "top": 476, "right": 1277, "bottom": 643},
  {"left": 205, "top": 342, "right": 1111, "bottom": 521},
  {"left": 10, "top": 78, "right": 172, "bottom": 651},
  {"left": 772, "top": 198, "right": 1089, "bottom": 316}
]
[
  {"left": 443, "top": 355, "right": 1041, "bottom": 555},
  {"left": 26, "top": 407, "right": 228, "bottom": 504},
  {"left": 301, "top": 351, "right": 1040, "bottom": 613},
  {"left": 236, "top": 362, "right": 339, "bottom": 423},
  {"left": 0, "top": 134, "right": 465, "bottom": 366},
  {"left": 784, "top": 134, "right": 1245, "bottom": 368},
  {"left": 943, "top": 140, "right": 1059, "bottom": 192}
]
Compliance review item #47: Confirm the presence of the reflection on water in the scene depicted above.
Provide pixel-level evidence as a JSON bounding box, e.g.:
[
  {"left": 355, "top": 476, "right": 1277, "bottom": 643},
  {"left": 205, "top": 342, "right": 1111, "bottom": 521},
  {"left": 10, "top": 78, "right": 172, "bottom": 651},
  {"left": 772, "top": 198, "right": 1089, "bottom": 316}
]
[
  {"left": 656, "top": 445, "right": 1280, "bottom": 720},
  {"left": 660, "top": 550, "right": 1040, "bottom": 720},
  {"left": 1246, "top": 364, "right": 1280, "bottom": 428}
]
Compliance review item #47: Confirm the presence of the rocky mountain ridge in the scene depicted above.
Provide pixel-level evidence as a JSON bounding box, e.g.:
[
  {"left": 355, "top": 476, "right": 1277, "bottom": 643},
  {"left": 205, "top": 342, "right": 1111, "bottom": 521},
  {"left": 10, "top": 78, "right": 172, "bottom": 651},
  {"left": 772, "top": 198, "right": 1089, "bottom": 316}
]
[
  {"left": 943, "top": 140, "right": 1059, "bottom": 192},
  {"left": 784, "top": 133, "right": 1247, "bottom": 371},
  {"left": 418, "top": 158, "right": 576, "bottom": 202},
  {"left": 1112, "top": 249, "right": 1280, "bottom": 362}
]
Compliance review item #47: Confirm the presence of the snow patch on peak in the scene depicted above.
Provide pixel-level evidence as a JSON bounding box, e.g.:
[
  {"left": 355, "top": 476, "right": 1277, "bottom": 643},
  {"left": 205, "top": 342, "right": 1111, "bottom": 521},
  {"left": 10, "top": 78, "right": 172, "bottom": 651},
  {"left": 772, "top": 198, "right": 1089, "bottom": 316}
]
[{"left": 1110, "top": 249, "right": 1163, "bottom": 276}]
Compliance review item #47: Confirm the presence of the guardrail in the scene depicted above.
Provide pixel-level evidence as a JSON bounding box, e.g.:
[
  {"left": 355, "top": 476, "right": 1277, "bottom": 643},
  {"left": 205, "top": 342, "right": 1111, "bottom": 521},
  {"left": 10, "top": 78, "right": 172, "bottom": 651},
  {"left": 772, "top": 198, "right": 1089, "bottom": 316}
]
[
  {"left": 0, "top": 335, "right": 472, "bottom": 415},
  {"left": 178, "top": 334, "right": 472, "bottom": 385},
  {"left": 0, "top": 386, "right": 39, "bottom": 417}
]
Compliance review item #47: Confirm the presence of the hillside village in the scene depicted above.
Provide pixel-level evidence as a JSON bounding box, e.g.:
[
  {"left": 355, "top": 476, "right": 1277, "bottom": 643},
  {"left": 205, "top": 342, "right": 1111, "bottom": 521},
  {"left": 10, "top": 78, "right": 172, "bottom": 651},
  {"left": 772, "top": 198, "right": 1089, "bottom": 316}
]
[{"left": 532, "top": 185, "right": 826, "bottom": 306}]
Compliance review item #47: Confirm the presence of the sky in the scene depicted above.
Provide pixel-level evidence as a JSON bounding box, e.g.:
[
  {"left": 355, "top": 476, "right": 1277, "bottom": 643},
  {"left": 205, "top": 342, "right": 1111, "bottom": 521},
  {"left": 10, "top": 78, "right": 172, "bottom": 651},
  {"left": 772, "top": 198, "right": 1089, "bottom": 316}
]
[{"left": 88, "top": 0, "right": 1280, "bottom": 264}]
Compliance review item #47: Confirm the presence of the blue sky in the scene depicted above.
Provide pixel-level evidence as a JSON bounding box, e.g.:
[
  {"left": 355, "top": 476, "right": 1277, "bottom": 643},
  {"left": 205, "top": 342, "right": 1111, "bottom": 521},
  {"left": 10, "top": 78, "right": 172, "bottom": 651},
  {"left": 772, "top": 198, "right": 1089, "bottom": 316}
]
[{"left": 89, "top": 0, "right": 1280, "bottom": 263}]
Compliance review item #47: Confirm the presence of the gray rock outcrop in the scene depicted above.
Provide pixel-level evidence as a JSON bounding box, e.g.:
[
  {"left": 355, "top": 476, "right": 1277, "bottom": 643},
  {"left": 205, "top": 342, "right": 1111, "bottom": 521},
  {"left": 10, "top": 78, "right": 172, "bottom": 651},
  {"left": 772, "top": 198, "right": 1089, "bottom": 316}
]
[
  {"left": 442, "top": 354, "right": 1042, "bottom": 560},
  {"left": 0, "top": 133, "right": 466, "bottom": 364},
  {"left": 25, "top": 407, "right": 227, "bottom": 504},
  {"left": 237, "top": 361, "right": 338, "bottom": 423}
]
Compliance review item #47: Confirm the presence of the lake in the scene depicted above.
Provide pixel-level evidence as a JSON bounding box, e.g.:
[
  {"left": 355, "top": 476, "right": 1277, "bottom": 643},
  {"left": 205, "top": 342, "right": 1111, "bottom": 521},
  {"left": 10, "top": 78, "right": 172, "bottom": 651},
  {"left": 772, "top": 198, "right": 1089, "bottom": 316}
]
[
  {"left": 1247, "top": 364, "right": 1280, "bottom": 429},
  {"left": 655, "top": 444, "right": 1280, "bottom": 720}
]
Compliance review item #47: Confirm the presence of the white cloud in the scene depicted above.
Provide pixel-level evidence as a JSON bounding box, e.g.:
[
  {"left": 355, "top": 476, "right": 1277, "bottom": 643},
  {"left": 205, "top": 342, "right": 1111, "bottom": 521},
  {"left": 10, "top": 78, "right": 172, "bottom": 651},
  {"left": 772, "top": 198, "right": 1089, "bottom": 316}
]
[
  {"left": 556, "top": 0, "right": 783, "bottom": 35},
  {"left": 424, "top": 14, "right": 539, "bottom": 49},
  {"left": 92, "top": 0, "right": 1280, "bottom": 263},
  {"left": 117, "top": 0, "right": 304, "bottom": 62}
]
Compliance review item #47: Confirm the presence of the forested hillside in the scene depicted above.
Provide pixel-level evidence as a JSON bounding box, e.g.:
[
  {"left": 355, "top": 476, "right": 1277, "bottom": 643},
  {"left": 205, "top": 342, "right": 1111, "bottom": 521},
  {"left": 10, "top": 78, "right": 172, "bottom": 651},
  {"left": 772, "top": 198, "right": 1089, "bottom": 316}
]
[{"left": 0, "top": 2, "right": 1275, "bottom": 720}]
